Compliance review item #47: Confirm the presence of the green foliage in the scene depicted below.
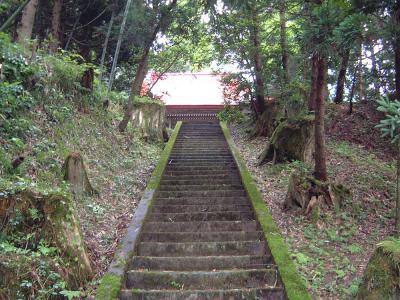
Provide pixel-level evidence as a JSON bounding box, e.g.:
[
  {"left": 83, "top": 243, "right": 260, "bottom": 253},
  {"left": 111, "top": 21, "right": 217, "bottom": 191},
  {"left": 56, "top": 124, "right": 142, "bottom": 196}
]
[
  {"left": 376, "top": 96, "right": 400, "bottom": 143},
  {"left": 217, "top": 106, "right": 244, "bottom": 123}
]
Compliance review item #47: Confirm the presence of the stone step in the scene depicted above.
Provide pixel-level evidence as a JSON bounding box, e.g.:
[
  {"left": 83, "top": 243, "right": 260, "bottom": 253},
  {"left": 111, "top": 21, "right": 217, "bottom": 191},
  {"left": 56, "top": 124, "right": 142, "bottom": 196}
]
[
  {"left": 140, "top": 231, "right": 263, "bottom": 242},
  {"left": 125, "top": 269, "right": 280, "bottom": 290},
  {"left": 168, "top": 157, "right": 234, "bottom": 162},
  {"left": 129, "top": 255, "right": 272, "bottom": 271},
  {"left": 151, "top": 204, "right": 251, "bottom": 213},
  {"left": 137, "top": 241, "right": 268, "bottom": 256},
  {"left": 153, "top": 197, "right": 249, "bottom": 206},
  {"left": 162, "top": 170, "right": 238, "bottom": 177},
  {"left": 165, "top": 166, "right": 237, "bottom": 172},
  {"left": 160, "top": 179, "right": 241, "bottom": 186},
  {"left": 168, "top": 161, "right": 235, "bottom": 167},
  {"left": 142, "top": 221, "right": 259, "bottom": 233},
  {"left": 161, "top": 174, "right": 240, "bottom": 181},
  {"left": 158, "top": 184, "right": 243, "bottom": 191},
  {"left": 120, "top": 287, "right": 286, "bottom": 300},
  {"left": 168, "top": 156, "right": 233, "bottom": 160},
  {"left": 147, "top": 211, "right": 255, "bottom": 222},
  {"left": 156, "top": 190, "right": 246, "bottom": 198}
]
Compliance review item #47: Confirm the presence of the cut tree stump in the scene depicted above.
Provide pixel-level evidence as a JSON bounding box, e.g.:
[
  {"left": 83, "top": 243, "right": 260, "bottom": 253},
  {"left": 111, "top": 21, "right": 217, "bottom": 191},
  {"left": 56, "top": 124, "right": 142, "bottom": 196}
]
[
  {"left": 357, "top": 239, "right": 400, "bottom": 300},
  {"left": 63, "top": 152, "right": 98, "bottom": 196},
  {"left": 251, "top": 99, "right": 285, "bottom": 138},
  {"left": 258, "top": 115, "right": 314, "bottom": 165},
  {"left": 0, "top": 190, "right": 93, "bottom": 288},
  {"left": 283, "top": 170, "right": 350, "bottom": 219}
]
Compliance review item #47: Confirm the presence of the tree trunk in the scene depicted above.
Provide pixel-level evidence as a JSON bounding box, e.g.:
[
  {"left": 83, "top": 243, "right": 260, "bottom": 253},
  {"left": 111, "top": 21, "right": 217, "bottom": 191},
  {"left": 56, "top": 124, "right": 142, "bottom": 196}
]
[
  {"left": 397, "top": 138, "right": 400, "bottom": 235},
  {"left": 106, "top": 0, "right": 133, "bottom": 101},
  {"left": 250, "top": 8, "right": 266, "bottom": 116},
  {"left": 334, "top": 49, "right": 350, "bottom": 104},
  {"left": 314, "top": 56, "right": 328, "bottom": 181},
  {"left": 16, "top": 0, "right": 39, "bottom": 46},
  {"left": 279, "top": 0, "right": 290, "bottom": 85},
  {"left": 357, "top": 45, "right": 366, "bottom": 102},
  {"left": 118, "top": 0, "right": 178, "bottom": 132},
  {"left": 0, "top": 0, "right": 30, "bottom": 32},
  {"left": 309, "top": 53, "right": 318, "bottom": 111},
  {"left": 395, "top": 2, "right": 400, "bottom": 102},
  {"left": 64, "top": 12, "right": 81, "bottom": 51},
  {"left": 49, "top": 0, "right": 62, "bottom": 52},
  {"left": 99, "top": 9, "right": 115, "bottom": 103}
]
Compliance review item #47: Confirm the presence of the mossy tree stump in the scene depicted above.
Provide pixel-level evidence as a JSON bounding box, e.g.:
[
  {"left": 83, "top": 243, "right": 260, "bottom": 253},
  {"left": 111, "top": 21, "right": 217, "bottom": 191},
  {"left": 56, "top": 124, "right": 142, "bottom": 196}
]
[
  {"left": 258, "top": 115, "right": 315, "bottom": 165},
  {"left": 284, "top": 170, "right": 350, "bottom": 220},
  {"left": 63, "top": 152, "right": 97, "bottom": 196},
  {"left": 251, "top": 99, "right": 285, "bottom": 138},
  {"left": 357, "top": 239, "right": 400, "bottom": 300},
  {"left": 0, "top": 190, "right": 93, "bottom": 288}
]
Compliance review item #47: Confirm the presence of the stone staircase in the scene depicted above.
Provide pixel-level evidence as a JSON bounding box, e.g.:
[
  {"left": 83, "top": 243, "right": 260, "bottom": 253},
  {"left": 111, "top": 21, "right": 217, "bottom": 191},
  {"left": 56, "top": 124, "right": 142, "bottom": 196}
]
[{"left": 119, "top": 123, "right": 287, "bottom": 299}]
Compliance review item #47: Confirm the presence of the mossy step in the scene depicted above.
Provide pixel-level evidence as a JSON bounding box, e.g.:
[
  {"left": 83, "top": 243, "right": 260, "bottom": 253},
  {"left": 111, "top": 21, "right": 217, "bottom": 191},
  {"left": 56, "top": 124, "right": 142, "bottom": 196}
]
[
  {"left": 140, "top": 231, "right": 263, "bottom": 243},
  {"left": 158, "top": 184, "right": 243, "bottom": 191},
  {"left": 156, "top": 190, "right": 246, "bottom": 198},
  {"left": 119, "top": 287, "right": 286, "bottom": 300},
  {"left": 125, "top": 269, "right": 280, "bottom": 290},
  {"left": 151, "top": 204, "right": 251, "bottom": 213},
  {"left": 142, "top": 221, "right": 259, "bottom": 233},
  {"left": 160, "top": 179, "right": 241, "bottom": 186},
  {"left": 147, "top": 211, "right": 255, "bottom": 222},
  {"left": 136, "top": 241, "right": 268, "bottom": 257},
  {"left": 153, "top": 197, "right": 249, "bottom": 206},
  {"left": 129, "top": 255, "right": 273, "bottom": 271}
]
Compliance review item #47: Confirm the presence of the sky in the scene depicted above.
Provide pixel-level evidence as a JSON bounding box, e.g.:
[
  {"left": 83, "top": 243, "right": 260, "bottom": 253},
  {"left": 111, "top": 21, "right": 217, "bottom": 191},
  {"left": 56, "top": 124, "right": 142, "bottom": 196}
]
[{"left": 151, "top": 72, "right": 225, "bottom": 105}]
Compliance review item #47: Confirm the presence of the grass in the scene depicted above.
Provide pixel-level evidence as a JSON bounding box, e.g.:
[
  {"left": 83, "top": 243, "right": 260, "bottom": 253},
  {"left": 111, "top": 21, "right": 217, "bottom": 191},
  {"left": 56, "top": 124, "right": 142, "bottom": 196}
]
[
  {"left": 0, "top": 103, "right": 163, "bottom": 297},
  {"left": 229, "top": 122, "right": 397, "bottom": 300}
]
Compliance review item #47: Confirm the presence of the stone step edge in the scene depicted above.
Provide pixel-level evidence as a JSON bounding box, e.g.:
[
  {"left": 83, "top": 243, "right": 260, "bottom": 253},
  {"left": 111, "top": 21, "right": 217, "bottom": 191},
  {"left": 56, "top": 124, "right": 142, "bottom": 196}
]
[{"left": 95, "top": 122, "right": 183, "bottom": 300}]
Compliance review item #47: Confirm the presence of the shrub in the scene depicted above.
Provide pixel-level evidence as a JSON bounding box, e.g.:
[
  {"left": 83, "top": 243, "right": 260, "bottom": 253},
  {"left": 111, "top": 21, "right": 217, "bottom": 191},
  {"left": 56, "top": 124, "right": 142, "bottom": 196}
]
[{"left": 217, "top": 106, "right": 244, "bottom": 123}]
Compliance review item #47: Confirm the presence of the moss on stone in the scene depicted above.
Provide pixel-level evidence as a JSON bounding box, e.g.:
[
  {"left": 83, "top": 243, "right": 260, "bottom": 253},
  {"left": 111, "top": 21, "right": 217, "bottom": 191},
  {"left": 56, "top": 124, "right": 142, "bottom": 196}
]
[
  {"left": 357, "top": 239, "right": 400, "bottom": 300},
  {"left": 220, "top": 122, "right": 311, "bottom": 300},
  {"left": 95, "top": 274, "right": 122, "bottom": 300},
  {"left": 147, "top": 121, "right": 182, "bottom": 190}
]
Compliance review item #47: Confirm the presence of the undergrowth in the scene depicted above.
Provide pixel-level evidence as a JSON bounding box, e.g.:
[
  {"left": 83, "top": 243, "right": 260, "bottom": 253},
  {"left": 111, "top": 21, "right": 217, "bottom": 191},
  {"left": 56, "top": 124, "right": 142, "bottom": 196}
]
[{"left": 0, "top": 34, "right": 162, "bottom": 298}]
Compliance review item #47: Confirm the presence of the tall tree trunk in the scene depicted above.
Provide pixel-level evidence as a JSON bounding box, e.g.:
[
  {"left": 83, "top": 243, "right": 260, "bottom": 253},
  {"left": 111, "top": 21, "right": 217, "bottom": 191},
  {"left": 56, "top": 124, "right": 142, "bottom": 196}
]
[
  {"left": 118, "top": 0, "right": 178, "bottom": 132},
  {"left": 309, "top": 53, "right": 318, "bottom": 111},
  {"left": 357, "top": 44, "right": 366, "bottom": 102},
  {"left": 279, "top": 0, "right": 290, "bottom": 85},
  {"left": 250, "top": 8, "right": 266, "bottom": 116},
  {"left": 16, "top": 0, "right": 39, "bottom": 46},
  {"left": 0, "top": 0, "right": 30, "bottom": 32},
  {"left": 49, "top": 0, "right": 62, "bottom": 52},
  {"left": 106, "top": 0, "right": 133, "bottom": 102},
  {"left": 314, "top": 56, "right": 328, "bottom": 181},
  {"left": 334, "top": 49, "right": 350, "bottom": 104},
  {"left": 395, "top": 2, "right": 400, "bottom": 101},
  {"left": 99, "top": 9, "right": 115, "bottom": 103}
]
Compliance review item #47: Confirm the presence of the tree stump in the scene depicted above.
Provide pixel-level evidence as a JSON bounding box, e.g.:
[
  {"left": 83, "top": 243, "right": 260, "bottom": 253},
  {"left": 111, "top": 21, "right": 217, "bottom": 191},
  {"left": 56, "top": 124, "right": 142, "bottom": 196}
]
[
  {"left": 251, "top": 99, "right": 285, "bottom": 138},
  {"left": 0, "top": 190, "right": 93, "bottom": 288},
  {"left": 258, "top": 115, "right": 315, "bottom": 165},
  {"left": 283, "top": 170, "right": 350, "bottom": 219},
  {"left": 357, "top": 239, "right": 400, "bottom": 300},
  {"left": 63, "top": 152, "right": 97, "bottom": 196}
]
